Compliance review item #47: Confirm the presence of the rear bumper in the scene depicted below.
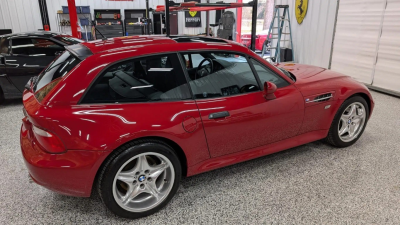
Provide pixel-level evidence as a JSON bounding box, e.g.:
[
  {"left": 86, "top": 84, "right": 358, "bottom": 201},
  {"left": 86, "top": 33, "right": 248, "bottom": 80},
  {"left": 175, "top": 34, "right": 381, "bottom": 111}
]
[{"left": 20, "top": 122, "right": 109, "bottom": 197}]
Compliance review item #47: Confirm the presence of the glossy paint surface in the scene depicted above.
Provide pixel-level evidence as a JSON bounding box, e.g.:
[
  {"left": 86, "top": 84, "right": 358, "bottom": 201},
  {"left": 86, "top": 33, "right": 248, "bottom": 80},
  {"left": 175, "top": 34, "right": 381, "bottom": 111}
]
[
  {"left": 197, "top": 85, "right": 304, "bottom": 158},
  {"left": 21, "top": 36, "right": 374, "bottom": 197}
]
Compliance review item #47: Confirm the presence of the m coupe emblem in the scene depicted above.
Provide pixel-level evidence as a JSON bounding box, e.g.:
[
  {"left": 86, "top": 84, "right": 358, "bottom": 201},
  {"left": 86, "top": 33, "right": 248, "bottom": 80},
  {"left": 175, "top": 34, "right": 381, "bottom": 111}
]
[{"left": 295, "top": 0, "right": 308, "bottom": 24}]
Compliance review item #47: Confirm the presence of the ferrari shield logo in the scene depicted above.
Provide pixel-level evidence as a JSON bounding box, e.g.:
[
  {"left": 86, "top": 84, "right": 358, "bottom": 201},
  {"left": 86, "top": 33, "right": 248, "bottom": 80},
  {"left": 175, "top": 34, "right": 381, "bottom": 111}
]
[
  {"left": 295, "top": 0, "right": 308, "bottom": 24},
  {"left": 189, "top": 11, "right": 197, "bottom": 17}
]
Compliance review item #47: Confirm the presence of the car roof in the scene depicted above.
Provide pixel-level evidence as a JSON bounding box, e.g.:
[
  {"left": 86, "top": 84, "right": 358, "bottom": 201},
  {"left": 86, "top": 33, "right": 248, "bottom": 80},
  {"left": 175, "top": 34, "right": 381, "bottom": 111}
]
[
  {"left": 80, "top": 35, "right": 239, "bottom": 55},
  {"left": 0, "top": 31, "right": 70, "bottom": 39}
]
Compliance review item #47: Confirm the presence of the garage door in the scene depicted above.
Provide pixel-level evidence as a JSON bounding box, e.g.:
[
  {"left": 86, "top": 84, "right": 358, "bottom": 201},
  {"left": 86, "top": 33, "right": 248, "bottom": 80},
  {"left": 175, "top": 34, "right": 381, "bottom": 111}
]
[
  {"left": 331, "top": 0, "right": 400, "bottom": 93},
  {"left": 331, "top": 0, "right": 386, "bottom": 85},
  {"left": 372, "top": 0, "right": 400, "bottom": 92}
]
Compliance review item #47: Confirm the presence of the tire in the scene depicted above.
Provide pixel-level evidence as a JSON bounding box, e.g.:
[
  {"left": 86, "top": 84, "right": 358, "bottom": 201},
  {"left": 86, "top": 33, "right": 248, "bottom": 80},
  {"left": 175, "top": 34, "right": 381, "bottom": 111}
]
[
  {"left": 98, "top": 139, "right": 182, "bottom": 219},
  {"left": 325, "top": 96, "right": 369, "bottom": 147},
  {"left": 0, "top": 88, "right": 4, "bottom": 104}
]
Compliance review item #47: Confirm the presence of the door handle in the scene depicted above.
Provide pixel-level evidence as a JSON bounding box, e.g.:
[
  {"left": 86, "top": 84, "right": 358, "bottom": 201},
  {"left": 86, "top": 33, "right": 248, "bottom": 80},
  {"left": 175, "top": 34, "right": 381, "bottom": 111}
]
[{"left": 209, "top": 111, "right": 230, "bottom": 119}]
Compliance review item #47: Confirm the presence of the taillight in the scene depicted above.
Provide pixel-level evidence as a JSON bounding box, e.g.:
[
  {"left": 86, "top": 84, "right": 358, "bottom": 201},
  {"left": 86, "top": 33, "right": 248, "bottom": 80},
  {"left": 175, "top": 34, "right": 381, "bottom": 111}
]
[{"left": 32, "top": 125, "right": 66, "bottom": 153}]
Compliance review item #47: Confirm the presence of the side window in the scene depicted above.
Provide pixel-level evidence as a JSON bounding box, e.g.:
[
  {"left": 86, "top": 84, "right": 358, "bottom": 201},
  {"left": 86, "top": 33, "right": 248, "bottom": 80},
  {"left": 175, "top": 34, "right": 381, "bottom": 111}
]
[
  {"left": 11, "top": 38, "right": 64, "bottom": 56},
  {"left": 183, "top": 54, "right": 209, "bottom": 69},
  {"left": 82, "top": 54, "right": 191, "bottom": 104},
  {"left": 250, "top": 58, "right": 289, "bottom": 88},
  {"left": 0, "top": 37, "right": 10, "bottom": 54},
  {"left": 183, "top": 52, "right": 260, "bottom": 99}
]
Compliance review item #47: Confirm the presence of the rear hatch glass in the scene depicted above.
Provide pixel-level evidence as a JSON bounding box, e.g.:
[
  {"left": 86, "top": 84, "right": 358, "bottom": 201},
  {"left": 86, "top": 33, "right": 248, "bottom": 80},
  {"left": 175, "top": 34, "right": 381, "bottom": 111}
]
[
  {"left": 33, "top": 51, "right": 81, "bottom": 102},
  {"left": 53, "top": 36, "right": 83, "bottom": 45}
]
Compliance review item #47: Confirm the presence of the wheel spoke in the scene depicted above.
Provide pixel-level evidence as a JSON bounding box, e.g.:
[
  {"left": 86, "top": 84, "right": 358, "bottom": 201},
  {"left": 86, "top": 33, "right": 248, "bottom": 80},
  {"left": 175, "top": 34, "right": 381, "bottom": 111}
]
[
  {"left": 349, "top": 104, "right": 357, "bottom": 117},
  {"left": 145, "top": 181, "right": 161, "bottom": 200},
  {"left": 353, "top": 118, "right": 361, "bottom": 124},
  {"left": 117, "top": 171, "right": 136, "bottom": 184},
  {"left": 122, "top": 183, "right": 142, "bottom": 205},
  {"left": 339, "top": 125, "right": 349, "bottom": 136},
  {"left": 348, "top": 124, "right": 356, "bottom": 137},
  {"left": 137, "top": 155, "right": 151, "bottom": 171},
  {"left": 341, "top": 112, "right": 350, "bottom": 121},
  {"left": 149, "top": 162, "right": 169, "bottom": 180}
]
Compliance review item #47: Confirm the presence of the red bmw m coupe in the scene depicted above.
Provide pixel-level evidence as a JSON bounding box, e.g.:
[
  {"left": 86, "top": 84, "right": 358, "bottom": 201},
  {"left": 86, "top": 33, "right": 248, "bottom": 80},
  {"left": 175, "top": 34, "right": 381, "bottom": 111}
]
[{"left": 20, "top": 35, "right": 374, "bottom": 219}]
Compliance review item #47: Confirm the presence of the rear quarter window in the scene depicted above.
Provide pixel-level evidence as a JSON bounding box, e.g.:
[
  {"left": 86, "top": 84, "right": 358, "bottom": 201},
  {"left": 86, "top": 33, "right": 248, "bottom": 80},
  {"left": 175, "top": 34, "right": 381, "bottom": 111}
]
[{"left": 34, "top": 51, "right": 81, "bottom": 102}]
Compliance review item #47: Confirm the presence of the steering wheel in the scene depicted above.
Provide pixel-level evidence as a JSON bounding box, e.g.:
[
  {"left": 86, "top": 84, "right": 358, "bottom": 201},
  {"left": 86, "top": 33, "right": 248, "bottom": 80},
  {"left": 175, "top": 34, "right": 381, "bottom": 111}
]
[{"left": 195, "top": 58, "right": 214, "bottom": 80}]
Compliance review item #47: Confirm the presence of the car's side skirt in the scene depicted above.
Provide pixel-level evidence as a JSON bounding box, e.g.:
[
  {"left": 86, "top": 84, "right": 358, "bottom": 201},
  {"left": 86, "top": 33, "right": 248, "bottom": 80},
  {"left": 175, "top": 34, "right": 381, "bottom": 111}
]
[{"left": 187, "top": 129, "right": 329, "bottom": 176}]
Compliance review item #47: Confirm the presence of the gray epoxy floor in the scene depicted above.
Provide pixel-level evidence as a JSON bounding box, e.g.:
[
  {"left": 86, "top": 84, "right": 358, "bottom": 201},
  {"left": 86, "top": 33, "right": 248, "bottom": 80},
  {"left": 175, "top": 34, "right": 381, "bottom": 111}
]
[{"left": 0, "top": 91, "right": 399, "bottom": 224}]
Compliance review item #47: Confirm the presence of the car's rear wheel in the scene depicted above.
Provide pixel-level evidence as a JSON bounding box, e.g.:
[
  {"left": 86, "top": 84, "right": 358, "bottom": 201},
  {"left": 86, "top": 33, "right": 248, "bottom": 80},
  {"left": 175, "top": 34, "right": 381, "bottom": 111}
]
[
  {"left": 0, "top": 87, "right": 4, "bottom": 104},
  {"left": 326, "top": 96, "right": 369, "bottom": 147},
  {"left": 98, "top": 140, "right": 181, "bottom": 219}
]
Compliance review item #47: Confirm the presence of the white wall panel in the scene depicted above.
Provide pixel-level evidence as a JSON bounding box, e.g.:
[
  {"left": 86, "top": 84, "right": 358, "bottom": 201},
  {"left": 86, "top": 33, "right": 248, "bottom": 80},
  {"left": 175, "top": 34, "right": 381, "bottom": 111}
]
[
  {"left": 0, "top": 0, "right": 42, "bottom": 33},
  {"left": 372, "top": 0, "right": 400, "bottom": 93},
  {"left": 330, "top": 0, "right": 386, "bottom": 84},
  {"left": 274, "top": 0, "right": 338, "bottom": 68}
]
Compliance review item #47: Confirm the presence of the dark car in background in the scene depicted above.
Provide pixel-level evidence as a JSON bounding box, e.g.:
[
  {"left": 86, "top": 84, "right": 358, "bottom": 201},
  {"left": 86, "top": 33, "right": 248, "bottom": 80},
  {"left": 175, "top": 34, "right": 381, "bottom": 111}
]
[{"left": 0, "top": 31, "right": 82, "bottom": 103}]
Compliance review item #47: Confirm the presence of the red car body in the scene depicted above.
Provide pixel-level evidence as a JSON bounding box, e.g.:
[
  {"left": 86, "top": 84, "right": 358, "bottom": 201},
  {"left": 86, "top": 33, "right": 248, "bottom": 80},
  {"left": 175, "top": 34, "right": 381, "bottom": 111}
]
[
  {"left": 241, "top": 32, "right": 272, "bottom": 51},
  {"left": 21, "top": 36, "right": 374, "bottom": 197}
]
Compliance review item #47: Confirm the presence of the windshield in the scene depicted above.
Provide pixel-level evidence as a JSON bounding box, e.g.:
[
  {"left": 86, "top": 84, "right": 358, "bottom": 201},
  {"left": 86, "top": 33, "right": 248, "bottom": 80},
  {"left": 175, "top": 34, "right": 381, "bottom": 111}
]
[
  {"left": 34, "top": 51, "right": 81, "bottom": 92},
  {"left": 278, "top": 67, "right": 296, "bottom": 82}
]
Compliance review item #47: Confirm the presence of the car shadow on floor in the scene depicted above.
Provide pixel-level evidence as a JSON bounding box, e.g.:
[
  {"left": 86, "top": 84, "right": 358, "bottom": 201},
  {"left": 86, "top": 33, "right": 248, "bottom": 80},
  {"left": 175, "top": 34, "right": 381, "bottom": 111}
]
[
  {"left": 43, "top": 140, "right": 343, "bottom": 221},
  {"left": 1, "top": 99, "right": 23, "bottom": 106}
]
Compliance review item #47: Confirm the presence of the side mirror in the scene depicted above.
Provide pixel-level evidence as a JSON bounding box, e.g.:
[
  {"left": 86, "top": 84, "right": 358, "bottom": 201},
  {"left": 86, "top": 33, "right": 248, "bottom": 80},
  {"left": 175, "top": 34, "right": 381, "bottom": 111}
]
[{"left": 263, "top": 81, "right": 277, "bottom": 100}]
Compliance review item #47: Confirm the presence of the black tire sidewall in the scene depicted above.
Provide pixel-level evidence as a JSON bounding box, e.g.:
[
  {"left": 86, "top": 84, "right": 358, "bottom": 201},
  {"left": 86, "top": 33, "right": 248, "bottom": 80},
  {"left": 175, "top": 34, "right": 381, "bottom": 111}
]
[
  {"left": 99, "top": 142, "right": 182, "bottom": 219},
  {"left": 0, "top": 88, "right": 4, "bottom": 104},
  {"left": 329, "top": 96, "right": 370, "bottom": 147}
]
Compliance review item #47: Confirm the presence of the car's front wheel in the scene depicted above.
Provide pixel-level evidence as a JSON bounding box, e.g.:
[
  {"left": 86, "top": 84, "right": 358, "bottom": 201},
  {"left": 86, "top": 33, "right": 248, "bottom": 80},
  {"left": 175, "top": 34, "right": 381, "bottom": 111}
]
[
  {"left": 326, "top": 96, "right": 369, "bottom": 147},
  {"left": 98, "top": 140, "right": 181, "bottom": 219}
]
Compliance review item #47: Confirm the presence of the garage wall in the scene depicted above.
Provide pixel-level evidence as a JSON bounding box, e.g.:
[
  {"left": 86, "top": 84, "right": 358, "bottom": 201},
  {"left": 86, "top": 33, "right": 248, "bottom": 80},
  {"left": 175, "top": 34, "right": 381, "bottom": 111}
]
[
  {"left": 45, "top": 0, "right": 234, "bottom": 36},
  {"left": 273, "top": 0, "right": 338, "bottom": 68},
  {"left": 46, "top": 0, "right": 163, "bottom": 34},
  {"left": 0, "top": 0, "right": 43, "bottom": 33}
]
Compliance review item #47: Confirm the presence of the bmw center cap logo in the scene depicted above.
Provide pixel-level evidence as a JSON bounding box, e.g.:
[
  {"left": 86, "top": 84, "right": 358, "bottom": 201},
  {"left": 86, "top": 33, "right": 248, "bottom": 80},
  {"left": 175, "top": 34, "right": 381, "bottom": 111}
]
[
  {"left": 348, "top": 119, "right": 352, "bottom": 124},
  {"left": 138, "top": 175, "right": 146, "bottom": 182}
]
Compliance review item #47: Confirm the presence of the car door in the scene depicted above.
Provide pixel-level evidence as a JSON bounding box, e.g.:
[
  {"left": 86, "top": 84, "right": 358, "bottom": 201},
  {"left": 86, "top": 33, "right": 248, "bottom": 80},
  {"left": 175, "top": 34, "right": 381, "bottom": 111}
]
[
  {"left": 6, "top": 37, "right": 64, "bottom": 92},
  {"left": 181, "top": 51, "right": 304, "bottom": 158}
]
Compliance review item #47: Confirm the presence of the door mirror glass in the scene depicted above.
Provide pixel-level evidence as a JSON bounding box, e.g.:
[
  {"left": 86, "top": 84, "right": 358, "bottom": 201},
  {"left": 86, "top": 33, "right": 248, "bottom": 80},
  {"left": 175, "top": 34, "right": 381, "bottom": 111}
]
[{"left": 263, "top": 81, "right": 277, "bottom": 100}]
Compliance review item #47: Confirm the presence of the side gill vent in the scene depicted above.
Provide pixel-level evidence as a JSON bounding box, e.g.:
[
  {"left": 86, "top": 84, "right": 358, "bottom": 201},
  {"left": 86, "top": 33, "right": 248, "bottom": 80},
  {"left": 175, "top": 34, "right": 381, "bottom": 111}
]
[{"left": 307, "top": 93, "right": 333, "bottom": 103}]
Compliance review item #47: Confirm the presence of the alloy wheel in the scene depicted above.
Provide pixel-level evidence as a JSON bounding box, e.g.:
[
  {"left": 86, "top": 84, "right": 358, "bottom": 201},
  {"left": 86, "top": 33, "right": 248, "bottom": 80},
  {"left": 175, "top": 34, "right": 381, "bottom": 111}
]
[
  {"left": 337, "top": 102, "right": 366, "bottom": 142},
  {"left": 112, "top": 152, "right": 175, "bottom": 213}
]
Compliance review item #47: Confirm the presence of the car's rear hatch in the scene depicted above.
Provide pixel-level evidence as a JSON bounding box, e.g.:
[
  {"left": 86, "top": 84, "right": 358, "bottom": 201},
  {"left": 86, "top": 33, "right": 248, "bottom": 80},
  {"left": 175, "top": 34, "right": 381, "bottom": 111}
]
[{"left": 22, "top": 44, "right": 92, "bottom": 153}]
